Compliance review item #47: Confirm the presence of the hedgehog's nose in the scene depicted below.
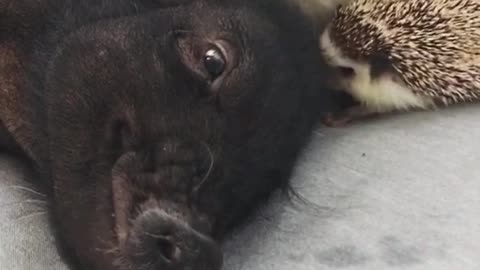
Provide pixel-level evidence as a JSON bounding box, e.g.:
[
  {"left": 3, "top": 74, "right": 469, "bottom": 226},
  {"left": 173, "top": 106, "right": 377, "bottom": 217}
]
[
  {"left": 336, "top": 66, "right": 356, "bottom": 77},
  {"left": 324, "top": 65, "right": 356, "bottom": 90},
  {"left": 126, "top": 209, "right": 223, "bottom": 270}
]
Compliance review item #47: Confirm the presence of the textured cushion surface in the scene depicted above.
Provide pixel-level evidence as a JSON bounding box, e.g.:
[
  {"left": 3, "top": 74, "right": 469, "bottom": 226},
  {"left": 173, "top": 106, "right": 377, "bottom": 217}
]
[{"left": 2, "top": 106, "right": 480, "bottom": 270}]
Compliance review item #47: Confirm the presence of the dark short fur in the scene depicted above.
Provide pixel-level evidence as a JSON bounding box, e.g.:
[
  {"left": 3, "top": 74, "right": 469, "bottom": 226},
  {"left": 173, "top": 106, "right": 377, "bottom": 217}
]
[{"left": 0, "top": 0, "right": 333, "bottom": 269}]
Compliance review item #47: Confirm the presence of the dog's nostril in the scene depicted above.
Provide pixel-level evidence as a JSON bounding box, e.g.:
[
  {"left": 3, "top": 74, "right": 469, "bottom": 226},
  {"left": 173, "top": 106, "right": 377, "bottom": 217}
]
[
  {"left": 127, "top": 210, "right": 223, "bottom": 270},
  {"left": 155, "top": 236, "right": 180, "bottom": 263}
]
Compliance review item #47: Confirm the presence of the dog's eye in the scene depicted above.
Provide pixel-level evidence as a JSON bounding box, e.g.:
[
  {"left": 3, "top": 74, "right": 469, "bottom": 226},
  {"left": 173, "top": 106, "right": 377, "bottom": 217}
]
[
  {"left": 203, "top": 47, "right": 226, "bottom": 80},
  {"left": 174, "top": 33, "right": 235, "bottom": 89}
]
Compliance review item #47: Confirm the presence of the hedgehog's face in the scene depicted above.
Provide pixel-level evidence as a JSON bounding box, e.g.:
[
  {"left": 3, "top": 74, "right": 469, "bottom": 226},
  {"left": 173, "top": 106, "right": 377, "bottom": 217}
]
[
  {"left": 320, "top": 28, "right": 430, "bottom": 112},
  {"left": 320, "top": 28, "right": 368, "bottom": 91}
]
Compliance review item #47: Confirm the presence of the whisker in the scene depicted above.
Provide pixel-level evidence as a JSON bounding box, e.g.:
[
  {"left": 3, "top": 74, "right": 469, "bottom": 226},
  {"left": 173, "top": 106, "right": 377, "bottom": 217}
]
[
  {"left": 0, "top": 199, "right": 47, "bottom": 209},
  {"left": 14, "top": 211, "right": 47, "bottom": 222},
  {"left": 96, "top": 237, "right": 121, "bottom": 255},
  {"left": 144, "top": 232, "right": 169, "bottom": 239},
  {"left": 194, "top": 141, "right": 215, "bottom": 192},
  {"left": 5, "top": 185, "right": 47, "bottom": 197},
  {"left": 95, "top": 246, "right": 120, "bottom": 255},
  {"left": 97, "top": 236, "right": 115, "bottom": 246}
]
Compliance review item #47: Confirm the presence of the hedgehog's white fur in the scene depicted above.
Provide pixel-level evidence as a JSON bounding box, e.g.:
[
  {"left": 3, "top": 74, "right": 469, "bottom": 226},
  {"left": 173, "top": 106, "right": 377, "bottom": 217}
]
[
  {"left": 320, "top": 0, "right": 480, "bottom": 113},
  {"left": 321, "top": 28, "right": 433, "bottom": 112}
]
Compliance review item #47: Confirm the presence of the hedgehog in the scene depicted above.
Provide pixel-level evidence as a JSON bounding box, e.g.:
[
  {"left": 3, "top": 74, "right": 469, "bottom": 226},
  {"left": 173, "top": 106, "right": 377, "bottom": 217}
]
[{"left": 319, "top": 0, "right": 480, "bottom": 126}]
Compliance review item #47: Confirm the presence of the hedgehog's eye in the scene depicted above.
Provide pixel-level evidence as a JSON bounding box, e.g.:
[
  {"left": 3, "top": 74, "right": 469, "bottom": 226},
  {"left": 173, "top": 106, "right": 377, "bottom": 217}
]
[{"left": 337, "top": 66, "right": 355, "bottom": 77}]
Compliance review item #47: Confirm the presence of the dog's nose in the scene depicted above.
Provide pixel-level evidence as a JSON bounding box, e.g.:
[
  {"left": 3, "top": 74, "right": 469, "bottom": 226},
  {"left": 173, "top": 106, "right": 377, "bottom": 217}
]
[{"left": 126, "top": 209, "right": 223, "bottom": 270}]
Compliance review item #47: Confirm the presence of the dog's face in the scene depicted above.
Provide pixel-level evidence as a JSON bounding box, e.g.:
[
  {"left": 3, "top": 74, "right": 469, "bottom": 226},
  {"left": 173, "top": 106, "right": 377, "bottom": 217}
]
[{"left": 40, "top": 1, "right": 328, "bottom": 269}]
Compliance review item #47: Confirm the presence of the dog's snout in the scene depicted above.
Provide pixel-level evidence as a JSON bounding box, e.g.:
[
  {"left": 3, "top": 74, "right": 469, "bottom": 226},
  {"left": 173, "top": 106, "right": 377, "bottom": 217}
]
[
  {"left": 136, "top": 139, "right": 214, "bottom": 192},
  {"left": 159, "top": 140, "right": 212, "bottom": 170},
  {"left": 127, "top": 209, "right": 223, "bottom": 270}
]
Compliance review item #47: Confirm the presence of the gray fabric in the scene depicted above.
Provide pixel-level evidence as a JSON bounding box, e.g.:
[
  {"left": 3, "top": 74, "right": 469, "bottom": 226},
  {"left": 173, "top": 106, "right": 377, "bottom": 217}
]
[
  {"left": 0, "top": 158, "right": 68, "bottom": 269},
  {"left": 2, "top": 106, "right": 480, "bottom": 270}
]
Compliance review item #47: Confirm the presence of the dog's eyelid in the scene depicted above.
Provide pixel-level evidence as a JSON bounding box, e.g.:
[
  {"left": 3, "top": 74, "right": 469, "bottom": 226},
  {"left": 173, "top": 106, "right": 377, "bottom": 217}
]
[
  {"left": 209, "top": 39, "right": 237, "bottom": 67},
  {"left": 173, "top": 31, "right": 238, "bottom": 92}
]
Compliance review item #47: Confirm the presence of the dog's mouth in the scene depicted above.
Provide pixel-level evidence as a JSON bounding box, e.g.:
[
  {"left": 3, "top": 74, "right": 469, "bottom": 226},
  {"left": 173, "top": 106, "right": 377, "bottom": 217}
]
[{"left": 109, "top": 144, "right": 223, "bottom": 270}]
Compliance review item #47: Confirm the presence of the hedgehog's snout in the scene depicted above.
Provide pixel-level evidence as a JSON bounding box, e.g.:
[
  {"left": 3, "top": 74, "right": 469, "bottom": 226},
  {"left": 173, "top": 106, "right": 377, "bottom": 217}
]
[
  {"left": 333, "top": 65, "right": 358, "bottom": 91},
  {"left": 323, "top": 64, "right": 358, "bottom": 91},
  {"left": 336, "top": 65, "right": 356, "bottom": 78},
  {"left": 331, "top": 64, "right": 358, "bottom": 85}
]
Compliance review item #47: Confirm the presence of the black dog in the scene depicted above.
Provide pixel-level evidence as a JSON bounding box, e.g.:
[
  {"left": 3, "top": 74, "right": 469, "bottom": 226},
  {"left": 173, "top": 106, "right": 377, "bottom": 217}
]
[{"left": 0, "top": 0, "right": 333, "bottom": 269}]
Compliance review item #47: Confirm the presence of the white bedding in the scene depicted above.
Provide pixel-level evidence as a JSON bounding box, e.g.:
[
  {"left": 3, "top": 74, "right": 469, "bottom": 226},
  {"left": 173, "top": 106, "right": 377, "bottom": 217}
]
[{"left": 2, "top": 106, "right": 480, "bottom": 270}]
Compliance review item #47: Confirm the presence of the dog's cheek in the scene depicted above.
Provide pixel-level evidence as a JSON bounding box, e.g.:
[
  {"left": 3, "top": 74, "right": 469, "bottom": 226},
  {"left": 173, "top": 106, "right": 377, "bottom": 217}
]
[{"left": 52, "top": 170, "right": 118, "bottom": 269}]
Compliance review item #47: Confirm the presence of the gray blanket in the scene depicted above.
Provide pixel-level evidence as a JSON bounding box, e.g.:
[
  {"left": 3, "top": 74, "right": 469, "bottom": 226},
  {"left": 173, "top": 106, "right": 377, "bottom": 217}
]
[{"left": 1, "top": 106, "right": 480, "bottom": 270}]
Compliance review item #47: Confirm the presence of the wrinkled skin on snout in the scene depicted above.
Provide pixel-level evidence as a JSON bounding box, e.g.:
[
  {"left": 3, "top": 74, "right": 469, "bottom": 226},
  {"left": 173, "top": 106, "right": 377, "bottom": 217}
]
[{"left": 0, "top": 0, "right": 333, "bottom": 269}]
